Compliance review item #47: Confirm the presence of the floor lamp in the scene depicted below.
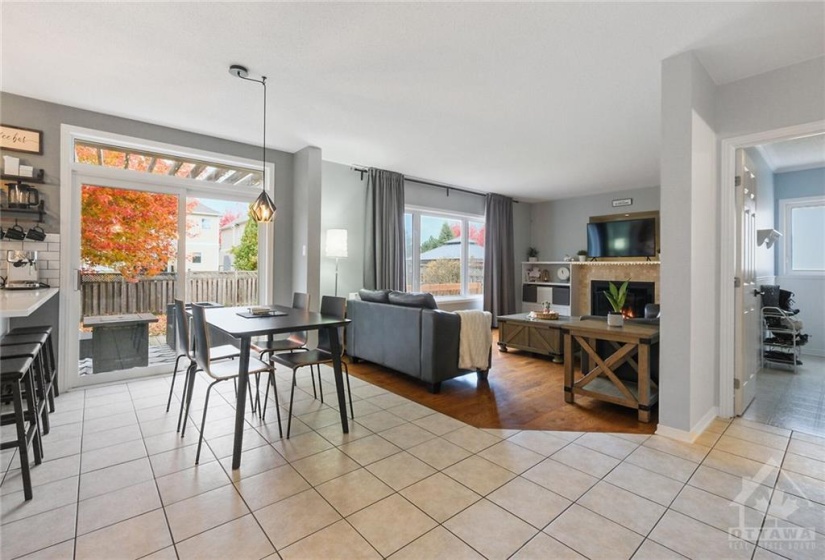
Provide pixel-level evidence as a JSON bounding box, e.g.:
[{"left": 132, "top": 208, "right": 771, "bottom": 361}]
[{"left": 325, "top": 229, "right": 348, "bottom": 296}]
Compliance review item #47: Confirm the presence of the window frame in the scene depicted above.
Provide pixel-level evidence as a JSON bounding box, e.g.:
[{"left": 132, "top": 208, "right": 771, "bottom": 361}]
[
  {"left": 405, "top": 205, "right": 485, "bottom": 300},
  {"left": 779, "top": 194, "right": 825, "bottom": 277}
]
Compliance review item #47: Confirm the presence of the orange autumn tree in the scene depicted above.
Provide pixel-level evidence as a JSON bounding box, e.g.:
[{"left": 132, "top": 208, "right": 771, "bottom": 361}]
[{"left": 81, "top": 185, "right": 195, "bottom": 280}]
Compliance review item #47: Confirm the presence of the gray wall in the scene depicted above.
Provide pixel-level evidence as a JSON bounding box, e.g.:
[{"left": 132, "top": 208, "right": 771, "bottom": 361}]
[
  {"left": 0, "top": 91, "right": 297, "bottom": 305},
  {"left": 529, "top": 186, "right": 660, "bottom": 262},
  {"left": 659, "top": 53, "right": 825, "bottom": 436},
  {"left": 660, "top": 50, "right": 719, "bottom": 435},
  {"left": 292, "top": 146, "right": 322, "bottom": 311},
  {"left": 320, "top": 161, "right": 367, "bottom": 299}
]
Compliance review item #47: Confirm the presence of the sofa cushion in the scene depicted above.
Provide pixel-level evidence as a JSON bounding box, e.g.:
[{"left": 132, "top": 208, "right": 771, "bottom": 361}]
[
  {"left": 358, "top": 289, "right": 391, "bottom": 303},
  {"left": 388, "top": 291, "right": 438, "bottom": 309}
]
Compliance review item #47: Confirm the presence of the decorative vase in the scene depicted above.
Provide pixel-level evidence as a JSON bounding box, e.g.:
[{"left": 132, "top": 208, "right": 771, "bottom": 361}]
[
  {"left": 607, "top": 312, "right": 624, "bottom": 327},
  {"left": 528, "top": 257, "right": 538, "bottom": 262},
  {"left": 578, "top": 255, "right": 587, "bottom": 262}
]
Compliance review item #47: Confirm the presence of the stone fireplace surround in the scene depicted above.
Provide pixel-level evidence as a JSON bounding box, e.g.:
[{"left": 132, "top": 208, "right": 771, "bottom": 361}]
[{"left": 571, "top": 261, "right": 660, "bottom": 316}]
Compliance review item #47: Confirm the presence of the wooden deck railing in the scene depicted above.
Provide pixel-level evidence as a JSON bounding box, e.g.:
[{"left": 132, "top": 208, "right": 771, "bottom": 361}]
[{"left": 80, "top": 271, "right": 258, "bottom": 316}]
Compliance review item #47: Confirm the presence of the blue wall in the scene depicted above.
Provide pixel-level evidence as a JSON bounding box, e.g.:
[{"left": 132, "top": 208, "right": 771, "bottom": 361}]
[{"left": 775, "top": 167, "right": 825, "bottom": 213}]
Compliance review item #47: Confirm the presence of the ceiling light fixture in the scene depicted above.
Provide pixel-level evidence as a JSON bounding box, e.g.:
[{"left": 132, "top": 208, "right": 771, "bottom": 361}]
[{"left": 230, "top": 64, "right": 276, "bottom": 223}]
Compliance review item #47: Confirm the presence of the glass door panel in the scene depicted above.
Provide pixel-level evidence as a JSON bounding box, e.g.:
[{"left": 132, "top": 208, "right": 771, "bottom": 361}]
[
  {"left": 79, "top": 184, "right": 179, "bottom": 377},
  {"left": 184, "top": 197, "right": 258, "bottom": 306}
]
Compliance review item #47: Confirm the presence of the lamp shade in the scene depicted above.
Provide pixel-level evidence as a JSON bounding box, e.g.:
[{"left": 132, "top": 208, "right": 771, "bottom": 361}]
[
  {"left": 250, "top": 190, "right": 277, "bottom": 223},
  {"left": 325, "top": 229, "right": 348, "bottom": 258}
]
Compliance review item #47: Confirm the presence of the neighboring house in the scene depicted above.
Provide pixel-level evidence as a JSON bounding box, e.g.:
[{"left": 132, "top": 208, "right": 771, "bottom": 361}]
[
  {"left": 219, "top": 215, "right": 249, "bottom": 271},
  {"left": 185, "top": 201, "right": 221, "bottom": 271}
]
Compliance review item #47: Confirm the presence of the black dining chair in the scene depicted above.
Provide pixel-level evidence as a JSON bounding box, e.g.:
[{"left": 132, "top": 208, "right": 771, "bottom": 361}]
[
  {"left": 166, "top": 299, "right": 242, "bottom": 432},
  {"left": 184, "top": 303, "right": 279, "bottom": 463},
  {"left": 270, "top": 295, "right": 353, "bottom": 438},
  {"left": 253, "top": 292, "right": 310, "bottom": 422}
]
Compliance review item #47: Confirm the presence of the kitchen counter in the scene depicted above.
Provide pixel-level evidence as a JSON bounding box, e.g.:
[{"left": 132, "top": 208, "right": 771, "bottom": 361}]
[{"left": 0, "top": 288, "right": 59, "bottom": 318}]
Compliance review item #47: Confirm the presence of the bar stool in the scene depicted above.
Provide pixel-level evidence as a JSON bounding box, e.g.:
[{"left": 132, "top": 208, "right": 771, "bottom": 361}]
[
  {"left": 1, "top": 356, "right": 43, "bottom": 500},
  {"left": 9, "top": 325, "right": 58, "bottom": 397},
  {"left": 2, "top": 333, "right": 56, "bottom": 413},
  {"left": 0, "top": 341, "right": 51, "bottom": 435}
]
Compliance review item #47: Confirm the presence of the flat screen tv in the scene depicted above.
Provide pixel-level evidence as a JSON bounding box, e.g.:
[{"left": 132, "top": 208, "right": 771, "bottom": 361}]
[{"left": 587, "top": 218, "right": 657, "bottom": 258}]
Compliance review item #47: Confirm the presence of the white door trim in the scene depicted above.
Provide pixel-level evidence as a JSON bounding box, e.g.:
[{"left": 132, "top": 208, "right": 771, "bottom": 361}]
[
  {"left": 59, "top": 124, "right": 275, "bottom": 390},
  {"left": 718, "top": 120, "right": 825, "bottom": 418}
]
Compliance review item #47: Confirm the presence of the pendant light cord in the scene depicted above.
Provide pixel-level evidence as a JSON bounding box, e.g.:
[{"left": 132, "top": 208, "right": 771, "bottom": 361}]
[{"left": 236, "top": 73, "right": 268, "bottom": 184}]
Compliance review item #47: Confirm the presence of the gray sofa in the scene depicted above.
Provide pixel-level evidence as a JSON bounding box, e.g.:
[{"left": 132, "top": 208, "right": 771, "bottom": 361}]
[{"left": 346, "top": 290, "right": 490, "bottom": 393}]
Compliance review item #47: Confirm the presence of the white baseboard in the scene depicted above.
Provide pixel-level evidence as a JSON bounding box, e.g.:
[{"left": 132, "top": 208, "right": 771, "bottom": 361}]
[{"left": 656, "top": 406, "right": 719, "bottom": 443}]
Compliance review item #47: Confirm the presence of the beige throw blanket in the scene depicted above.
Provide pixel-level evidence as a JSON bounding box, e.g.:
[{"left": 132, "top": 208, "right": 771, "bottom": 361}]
[{"left": 455, "top": 310, "right": 492, "bottom": 370}]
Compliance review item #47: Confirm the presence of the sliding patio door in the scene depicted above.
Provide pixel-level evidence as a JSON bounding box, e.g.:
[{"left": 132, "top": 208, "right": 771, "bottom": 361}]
[
  {"left": 61, "top": 127, "right": 274, "bottom": 389},
  {"left": 70, "top": 179, "right": 186, "bottom": 385}
]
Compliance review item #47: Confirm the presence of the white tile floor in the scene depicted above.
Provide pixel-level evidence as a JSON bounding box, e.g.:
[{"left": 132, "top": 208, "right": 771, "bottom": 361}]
[{"left": 1, "top": 366, "right": 824, "bottom": 560}]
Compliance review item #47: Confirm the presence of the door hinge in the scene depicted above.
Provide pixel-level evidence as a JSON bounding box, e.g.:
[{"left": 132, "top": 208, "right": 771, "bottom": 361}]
[
  {"left": 735, "top": 176, "right": 742, "bottom": 187},
  {"left": 734, "top": 277, "right": 741, "bottom": 288},
  {"left": 734, "top": 378, "right": 741, "bottom": 389}
]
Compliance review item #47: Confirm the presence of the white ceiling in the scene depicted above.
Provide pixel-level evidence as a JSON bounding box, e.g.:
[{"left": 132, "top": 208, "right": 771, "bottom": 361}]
[
  {"left": 758, "top": 134, "right": 825, "bottom": 173},
  {"left": 2, "top": 2, "right": 823, "bottom": 201}
]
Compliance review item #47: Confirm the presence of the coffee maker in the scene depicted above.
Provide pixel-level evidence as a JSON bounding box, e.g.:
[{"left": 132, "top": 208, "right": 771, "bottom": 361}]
[{"left": 4, "top": 250, "right": 43, "bottom": 289}]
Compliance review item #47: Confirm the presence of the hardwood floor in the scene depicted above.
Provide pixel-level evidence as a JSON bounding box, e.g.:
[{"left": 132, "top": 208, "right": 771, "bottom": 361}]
[{"left": 345, "top": 330, "right": 657, "bottom": 434}]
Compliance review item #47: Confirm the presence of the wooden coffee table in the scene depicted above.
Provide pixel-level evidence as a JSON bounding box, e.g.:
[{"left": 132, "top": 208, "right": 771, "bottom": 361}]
[{"left": 497, "top": 313, "right": 580, "bottom": 363}]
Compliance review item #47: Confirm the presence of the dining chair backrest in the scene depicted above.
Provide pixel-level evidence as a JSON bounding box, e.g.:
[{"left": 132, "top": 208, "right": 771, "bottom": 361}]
[
  {"left": 289, "top": 292, "right": 310, "bottom": 344},
  {"left": 317, "top": 296, "right": 346, "bottom": 354},
  {"left": 174, "top": 299, "right": 192, "bottom": 359},
  {"left": 189, "top": 303, "right": 213, "bottom": 375}
]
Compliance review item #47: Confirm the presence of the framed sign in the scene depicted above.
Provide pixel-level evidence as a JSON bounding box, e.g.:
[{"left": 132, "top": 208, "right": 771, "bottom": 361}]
[
  {"left": 0, "top": 124, "right": 43, "bottom": 154},
  {"left": 612, "top": 198, "right": 633, "bottom": 207}
]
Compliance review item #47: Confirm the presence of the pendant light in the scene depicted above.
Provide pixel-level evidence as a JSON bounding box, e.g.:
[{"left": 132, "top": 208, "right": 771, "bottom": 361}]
[{"left": 230, "top": 64, "right": 277, "bottom": 223}]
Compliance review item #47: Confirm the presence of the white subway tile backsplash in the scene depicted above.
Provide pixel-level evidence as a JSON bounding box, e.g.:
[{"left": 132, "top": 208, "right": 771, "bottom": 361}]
[
  {"left": 39, "top": 269, "right": 59, "bottom": 280},
  {"left": 2, "top": 232, "right": 61, "bottom": 283}
]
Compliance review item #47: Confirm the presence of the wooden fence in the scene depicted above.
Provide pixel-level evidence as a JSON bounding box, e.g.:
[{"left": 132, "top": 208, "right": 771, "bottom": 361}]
[{"left": 81, "top": 271, "right": 258, "bottom": 316}]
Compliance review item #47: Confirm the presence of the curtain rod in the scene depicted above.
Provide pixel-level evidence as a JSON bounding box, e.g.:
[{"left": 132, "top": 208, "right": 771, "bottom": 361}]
[{"left": 350, "top": 165, "right": 518, "bottom": 202}]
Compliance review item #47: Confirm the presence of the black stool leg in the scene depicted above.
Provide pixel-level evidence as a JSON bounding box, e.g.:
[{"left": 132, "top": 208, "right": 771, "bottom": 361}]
[
  {"left": 23, "top": 369, "right": 43, "bottom": 464},
  {"left": 10, "top": 380, "right": 33, "bottom": 500}
]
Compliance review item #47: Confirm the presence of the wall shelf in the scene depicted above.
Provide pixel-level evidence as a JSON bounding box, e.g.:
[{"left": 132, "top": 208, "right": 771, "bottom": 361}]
[
  {"left": 2, "top": 169, "right": 45, "bottom": 184},
  {"left": 0, "top": 202, "right": 46, "bottom": 223}
]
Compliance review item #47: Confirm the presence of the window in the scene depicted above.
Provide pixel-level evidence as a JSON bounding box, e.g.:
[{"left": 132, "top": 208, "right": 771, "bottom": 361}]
[
  {"left": 405, "top": 209, "right": 485, "bottom": 297},
  {"left": 201, "top": 218, "right": 212, "bottom": 230},
  {"left": 780, "top": 196, "right": 825, "bottom": 274},
  {"left": 74, "top": 141, "right": 263, "bottom": 188},
  {"left": 191, "top": 252, "right": 202, "bottom": 264}
]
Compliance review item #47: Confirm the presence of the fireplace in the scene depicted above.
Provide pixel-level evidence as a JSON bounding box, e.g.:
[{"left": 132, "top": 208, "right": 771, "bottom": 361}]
[{"left": 590, "top": 281, "right": 655, "bottom": 318}]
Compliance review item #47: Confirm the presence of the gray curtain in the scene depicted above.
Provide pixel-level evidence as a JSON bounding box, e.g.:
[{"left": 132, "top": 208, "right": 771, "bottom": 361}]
[
  {"left": 483, "top": 193, "right": 516, "bottom": 326},
  {"left": 364, "top": 168, "right": 406, "bottom": 291}
]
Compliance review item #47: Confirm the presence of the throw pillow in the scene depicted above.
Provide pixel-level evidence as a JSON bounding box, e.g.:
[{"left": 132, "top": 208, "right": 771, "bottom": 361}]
[
  {"left": 388, "top": 291, "right": 438, "bottom": 309},
  {"left": 358, "top": 289, "right": 391, "bottom": 303}
]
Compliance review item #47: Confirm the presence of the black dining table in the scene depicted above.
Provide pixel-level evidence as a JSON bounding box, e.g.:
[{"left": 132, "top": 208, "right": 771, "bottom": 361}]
[{"left": 203, "top": 305, "right": 350, "bottom": 469}]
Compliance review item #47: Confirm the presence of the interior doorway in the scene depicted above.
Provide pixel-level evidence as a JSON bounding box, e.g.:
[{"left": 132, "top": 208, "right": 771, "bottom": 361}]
[{"left": 721, "top": 124, "right": 825, "bottom": 435}]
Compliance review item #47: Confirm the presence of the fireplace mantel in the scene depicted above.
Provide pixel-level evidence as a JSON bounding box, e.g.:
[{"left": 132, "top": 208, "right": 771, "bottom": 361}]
[{"left": 570, "top": 262, "right": 660, "bottom": 316}]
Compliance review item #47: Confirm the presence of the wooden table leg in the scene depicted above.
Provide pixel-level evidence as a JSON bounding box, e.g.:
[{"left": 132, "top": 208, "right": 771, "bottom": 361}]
[
  {"left": 564, "top": 331, "right": 574, "bottom": 404},
  {"left": 638, "top": 342, "right": 650, "bottom": 423}
]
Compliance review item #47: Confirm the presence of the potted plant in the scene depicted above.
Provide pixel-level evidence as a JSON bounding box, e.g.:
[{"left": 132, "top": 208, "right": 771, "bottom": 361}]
[
  {"left": 527, "top": 247, "right": 539, "bottom": 262},
  {"left": 604, "top": 280, "right": 629, "bottom": 327},
  {"left": 576, "top": 249, "right": 588, "bottom": 262}
]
